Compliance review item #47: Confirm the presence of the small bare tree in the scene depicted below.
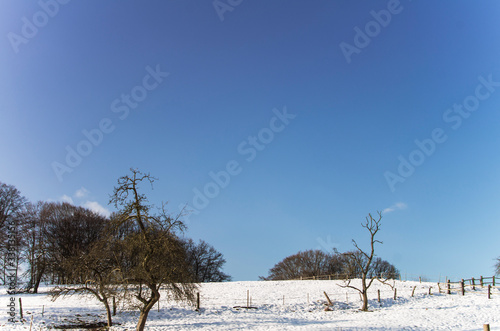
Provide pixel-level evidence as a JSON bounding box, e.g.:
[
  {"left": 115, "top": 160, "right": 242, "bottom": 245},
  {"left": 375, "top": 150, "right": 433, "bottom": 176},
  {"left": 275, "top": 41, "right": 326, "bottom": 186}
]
[
  {"left": 50, "top": 237, "right": 120, "bottom": 327},
  {"left": 340, "top": 211, "right": 383, "bottom": 311},
  {"left": 495, "top": 257, "right": 500, "bottom": 276}
]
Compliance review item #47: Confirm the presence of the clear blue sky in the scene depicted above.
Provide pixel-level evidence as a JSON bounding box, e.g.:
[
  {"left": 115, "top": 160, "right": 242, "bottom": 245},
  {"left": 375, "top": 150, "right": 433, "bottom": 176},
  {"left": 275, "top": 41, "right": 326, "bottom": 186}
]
[{"left": 1, "top": 0, "right": 500, "bottom": 281}]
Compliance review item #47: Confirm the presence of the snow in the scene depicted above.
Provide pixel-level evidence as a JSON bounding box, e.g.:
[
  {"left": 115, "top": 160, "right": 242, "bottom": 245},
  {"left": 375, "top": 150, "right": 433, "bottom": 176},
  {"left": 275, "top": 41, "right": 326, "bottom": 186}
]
[{"left": 1, "top": 279, "right": 499, "bottom": 330}]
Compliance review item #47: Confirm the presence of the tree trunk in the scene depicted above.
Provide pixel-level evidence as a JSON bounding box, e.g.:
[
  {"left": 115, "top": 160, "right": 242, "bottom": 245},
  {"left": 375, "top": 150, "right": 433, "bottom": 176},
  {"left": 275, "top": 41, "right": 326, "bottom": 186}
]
[
  {"left": 33, "top": 264, "right": 45, "bottom": 294},
  {"left": 136, "top": 301, "right": 155, "bottom": 331},
  {"left": 361, "top": 291, "right": 368, "bottom": 311},
  {"left": 136, "top": 288, "right": 160, "bottom": 331},
  {"left": 103, "top": 299, "right": 113, "bottom": 327}
]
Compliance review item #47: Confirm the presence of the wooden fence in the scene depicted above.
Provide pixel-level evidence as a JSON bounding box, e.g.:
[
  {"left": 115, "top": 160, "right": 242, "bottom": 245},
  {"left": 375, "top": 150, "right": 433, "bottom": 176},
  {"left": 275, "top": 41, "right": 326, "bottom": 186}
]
[
  {"left": 437, "top": 276, "right": 499, "bottom": 299},
  {"left": 292, "top": 273, "right": 399, "bottom": 281},
  {"left": 295, "top": 273, "right": 350, "bottom": 281}
]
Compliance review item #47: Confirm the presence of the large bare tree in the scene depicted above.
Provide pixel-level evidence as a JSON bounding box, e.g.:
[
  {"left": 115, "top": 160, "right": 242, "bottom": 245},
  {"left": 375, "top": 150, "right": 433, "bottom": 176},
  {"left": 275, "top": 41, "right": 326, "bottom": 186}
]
[
  {"left": 340, "top": 211, "right": 384, "bottom": 311},
  {"left": 109, "top": 169, "right": 197, "bottom": 331}
]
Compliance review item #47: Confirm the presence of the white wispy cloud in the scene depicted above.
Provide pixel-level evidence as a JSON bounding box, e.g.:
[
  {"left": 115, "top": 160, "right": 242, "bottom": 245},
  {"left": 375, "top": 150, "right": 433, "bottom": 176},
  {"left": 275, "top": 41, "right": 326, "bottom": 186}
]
[
  {"left": 383, "top": 202, "right": 407, "bottom": 214},
  {"left": 83, "top": 201, "right": 111, "bottom": 217},
  {"left": 75, "top": 187, "right": 90, "bottom": 198},
  {"left": 60, "top": 194, "right": 74, "bottom": 204},
  {"left": 53, "top": 188, "right": 110, "bottom": 217}
]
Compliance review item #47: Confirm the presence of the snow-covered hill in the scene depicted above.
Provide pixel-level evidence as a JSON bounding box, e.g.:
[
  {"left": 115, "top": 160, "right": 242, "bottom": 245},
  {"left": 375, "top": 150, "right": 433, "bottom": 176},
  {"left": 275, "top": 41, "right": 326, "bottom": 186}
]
[{"left": 2, "top": 279, "right": 499, "bottom": 330}]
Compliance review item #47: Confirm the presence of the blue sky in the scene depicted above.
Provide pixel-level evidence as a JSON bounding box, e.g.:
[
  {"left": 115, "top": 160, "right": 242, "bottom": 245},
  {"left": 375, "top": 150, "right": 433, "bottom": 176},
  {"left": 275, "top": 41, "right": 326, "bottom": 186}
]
[{"left": 1, "top": 0, "right": 500, "bottom": 281}]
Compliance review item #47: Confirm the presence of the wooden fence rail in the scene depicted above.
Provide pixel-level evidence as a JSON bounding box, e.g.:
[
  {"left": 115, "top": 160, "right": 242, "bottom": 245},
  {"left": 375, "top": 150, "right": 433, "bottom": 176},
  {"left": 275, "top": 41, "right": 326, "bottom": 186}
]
[
  {"left": 437, "top": 276, "right": 499, "bottom": 299},
  {"left": 291, "top": 273, "right": 399, "bottom": 281}
]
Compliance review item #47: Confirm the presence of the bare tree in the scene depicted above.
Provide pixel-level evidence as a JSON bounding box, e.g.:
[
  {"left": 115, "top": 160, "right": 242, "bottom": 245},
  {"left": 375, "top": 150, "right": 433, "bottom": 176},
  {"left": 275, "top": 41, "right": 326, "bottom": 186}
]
[
  {"left": 0, "top": 182, "right": 27, "bottom": 227},
  {"left": 338, "top": 250, "right": 365, "bottom": 279},
  {"left": 50, "top": 234, "right": 120, "bottom": 327},
  {"left": 370, "top": 257, "right": 399, "bottom": 279},
  {"left": 0, "top": 182, "right": 27, "bottom": 285},
  {"left": 339, "top": 211, "right": 383, "bottom": 311},
  {"left": 43, "top": 202, "right": 107, "bottom": 284},
  {"left": 183, "top": 239, "right": 231, "bottom": 282},
  {"left": 18, "top": 201, "right": 48, "bottom": 293},
  {"left": 109, "top": 168, "right": 197, "bottom": 331},
  {"left": 495, "top": 257, "right": 500, "bottom": 276},
  {"left": 260, "top": 249, "right": 343, "bottom": 280}
]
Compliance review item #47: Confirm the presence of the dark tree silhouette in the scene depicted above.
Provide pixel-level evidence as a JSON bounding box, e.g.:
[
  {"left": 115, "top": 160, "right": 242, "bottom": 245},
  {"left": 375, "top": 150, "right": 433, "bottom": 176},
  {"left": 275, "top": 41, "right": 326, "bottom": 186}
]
[
  {"left": 0, "top": 182, "right": 27, "bottom": 285},
  {"left": 260, "top": 250, "right": 343, "bottom": 281},
  {"left": 183, "top": 239, "right": 231, "bottom": 282}
]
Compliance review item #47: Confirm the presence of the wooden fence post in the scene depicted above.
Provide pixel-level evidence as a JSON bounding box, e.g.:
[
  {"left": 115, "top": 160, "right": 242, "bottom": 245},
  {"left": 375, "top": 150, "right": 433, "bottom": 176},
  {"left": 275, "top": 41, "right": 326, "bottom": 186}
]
[
  {"left": 480, "top": 276, "right": 484, "bottom": 287},
  {"left": 197, "top": 292, "right": 200, "bottom": 310},
  {"left": 412, "top": 286, "right": 416, "bottom": 297},
  {"left": 429, "top": 287, "right": 432, "bottom": 295},
  {"left": 419, "top": 277, "right": 421, "bottom": 283},
  {"left": 19, "top": 298, "right": 23, "bottom": 319},
  {"left": 378, "top": 289, "right": 381, "bottom": 303},
  {"left": 113, "top": 297, "right": 116, "bottom": 316},
  {"left": 42, "top": 305, "right": 45, "bottom": 317},
  {"left": 472, "top": 278, "right": 476, "bottom": 291},
  {"left": 447, "top": 280, "right": 451, "bottom": 295},
  {"left": 493, "top": 276, "right": 496, "bottom": 287},
  {"left": 488, "top": 285, "right": 491, "bottom": 299},
  {"left": 323, "top": 292, "right": 333, "bottom": 306},
  {"left": 247, "top": 290, "right": 250, "bottom": 308},
  {"left": 461, "top": 279, "right": 465, "bottom": 296},
  {"left": 484, "top": 324, "right": 490, "bottom": 331},
  {"left": 393, "top": 288, "right": 397, "bottom": 300}
]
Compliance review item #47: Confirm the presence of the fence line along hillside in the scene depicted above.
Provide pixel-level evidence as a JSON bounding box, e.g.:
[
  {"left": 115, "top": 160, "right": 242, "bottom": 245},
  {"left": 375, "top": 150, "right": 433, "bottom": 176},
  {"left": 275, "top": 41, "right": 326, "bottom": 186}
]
[
  {"left": 290, "top": 272, "right": 400, "bottom": 281},
  {"left": 289, "top": 272, "right": 432, "bottom": 283},
  {"left": 195, "top": 277, "right": 499, "bottom": 310},
  {"left": 192, "top": 279, "right": 438, "bottom": 310},
  {"left": 437, "top": 276, "right": 499, "bottom": 299}
]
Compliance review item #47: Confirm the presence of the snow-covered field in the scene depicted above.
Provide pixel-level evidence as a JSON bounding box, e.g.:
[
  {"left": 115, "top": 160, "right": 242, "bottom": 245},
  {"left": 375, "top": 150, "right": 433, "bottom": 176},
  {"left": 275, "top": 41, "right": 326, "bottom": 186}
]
[{"left": 2, "top": 279, "right": 499, "bottom": 330}]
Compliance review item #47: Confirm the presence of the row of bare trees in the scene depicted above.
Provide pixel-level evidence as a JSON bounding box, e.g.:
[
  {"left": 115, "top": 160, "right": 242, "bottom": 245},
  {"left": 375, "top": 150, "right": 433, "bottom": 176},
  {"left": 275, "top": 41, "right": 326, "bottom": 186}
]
[
  {"left": 1, "top": 170, "right": 230, "bottom": 330},
  {"left": 260, "top": 249, "right": 399, "bottom": 281}
]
